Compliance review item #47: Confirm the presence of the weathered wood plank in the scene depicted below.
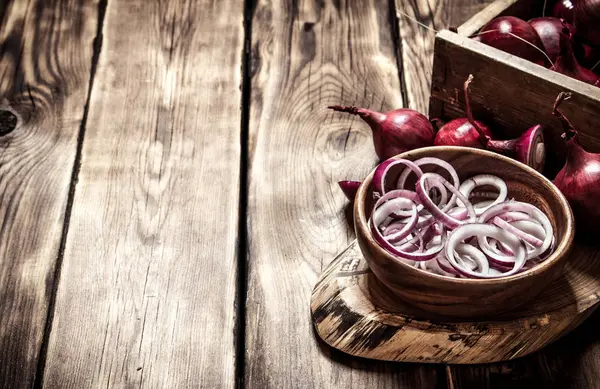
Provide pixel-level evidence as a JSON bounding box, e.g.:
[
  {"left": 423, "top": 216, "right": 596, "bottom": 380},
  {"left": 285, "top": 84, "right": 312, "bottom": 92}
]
[
  {"left": 395, "top": 0, "right": 494, "bottom": 113},
  {"left": 0, "top": 0, "right": 98, "bottom": 387},
  {"left": 245, "top": 0, "right": 443, "bottom": 388},
  {"left": 448, "top": 309, "right": 600, "bottom": 389},
  {"left": 42, "top": 0, "right": 244, "bottom": 387}
]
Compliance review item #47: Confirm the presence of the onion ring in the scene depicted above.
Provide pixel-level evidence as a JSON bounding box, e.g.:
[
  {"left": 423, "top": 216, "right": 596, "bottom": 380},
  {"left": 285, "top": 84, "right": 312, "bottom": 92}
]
[
  {"left": 416, "top": 173, "right": 476, "bottom": 229},
  {"left": 445, "top": 223, "right": 526, "bottom": 278}
]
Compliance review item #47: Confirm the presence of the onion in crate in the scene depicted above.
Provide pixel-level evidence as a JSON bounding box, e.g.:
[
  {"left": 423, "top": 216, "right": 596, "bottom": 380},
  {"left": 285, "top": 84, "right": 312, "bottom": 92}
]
[{"left": 478, "top": 16, "right": 549, "bottom": 66}]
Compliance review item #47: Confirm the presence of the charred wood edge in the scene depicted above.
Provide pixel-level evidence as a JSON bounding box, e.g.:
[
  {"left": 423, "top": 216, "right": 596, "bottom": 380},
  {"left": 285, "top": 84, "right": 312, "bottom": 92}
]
[{"left": 33, "top": 0, "right": 109, "bottom": 387}]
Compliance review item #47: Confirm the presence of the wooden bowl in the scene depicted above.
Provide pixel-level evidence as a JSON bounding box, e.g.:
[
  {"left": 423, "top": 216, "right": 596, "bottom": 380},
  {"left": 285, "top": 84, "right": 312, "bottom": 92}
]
[{"left": 354, "top": 146, "right": 575, "bottom": 319}]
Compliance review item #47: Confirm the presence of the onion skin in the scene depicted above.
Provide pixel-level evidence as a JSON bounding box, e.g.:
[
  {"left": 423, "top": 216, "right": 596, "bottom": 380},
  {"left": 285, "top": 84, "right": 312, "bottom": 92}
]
[
  {"left": 528, "top": 17, "right": 574, "bottom": 63},
  {"left": 328, "top": 106, "right": 434, "bottom": 160},
  {"left": 553, "top": 0, "right": 576, "bottom": 24},
  {"left": 338, "top": 180, "right": 361, "bottom": 202},
  {"left": 553, "top": 92, "right": 600, "bottom": 232},
  {"left": 574, "top": 42, "right": 600, "bottom": 73},
  {"left": 574, "top": 0, "right": 600, "bottom": 47},
  {"left": 478, "top": 16, "right": 548, "bottom": 66},
  {"left": 554, "top": 137, "right": 600, "bottom": 229},
  {"left": 552, "top": 30, "right": 600, "bottom": 85},
  {"left": 434, "top": 118, "right": 493, "bottom": 148}
]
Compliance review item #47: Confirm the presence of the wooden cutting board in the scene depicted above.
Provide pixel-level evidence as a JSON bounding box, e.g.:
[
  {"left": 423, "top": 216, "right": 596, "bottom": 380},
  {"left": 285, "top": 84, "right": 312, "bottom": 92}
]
[{"left": 310, "top": 240, "right": 600, "bottom": 364}]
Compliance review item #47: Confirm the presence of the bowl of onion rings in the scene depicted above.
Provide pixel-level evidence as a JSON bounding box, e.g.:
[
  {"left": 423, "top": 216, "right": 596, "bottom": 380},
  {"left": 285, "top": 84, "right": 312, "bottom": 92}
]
[{"left": 354, "top": 146, "right": 575, "bottom": 319}]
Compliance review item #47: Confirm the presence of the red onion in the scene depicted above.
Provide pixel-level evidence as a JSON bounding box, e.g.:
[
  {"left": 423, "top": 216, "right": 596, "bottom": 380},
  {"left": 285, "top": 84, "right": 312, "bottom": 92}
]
[
  {"left": 574, "top": 42, "right": 600, "bottom": 73},
  {"left": 551, "top": 29, "right": 600, "bottom": 85},
  {"left": 397, "top": 157, "right": 460, "bottom": 210},
  {"left": 463, "top": 75, "right": 546, "bottom": 171},
  {"left": 338, "top": 180, "right": 361, "bottom": 202},
  {"left": 552, "top": 92, "right": 600, "bottom": 231},
  {"left": 433, "top": 118, "right": 493, "bottom": 148},
  {"left": 553, "top": 0, "right": 576, "bottom": 24},
  {"left": 433, "top": 77, "right": 494, "bottom": 148},
  {"left": 528, "top": 17, "right": 574, "bottom": 63},
  {"left": 327, "top": 105, "right": 434, "bottom": 160},
  {"left": 478, "top": 16, "right": 549, "bottom": 66},
  {"left": 574, "top": 0, "right": 600, "bottom": 47}
]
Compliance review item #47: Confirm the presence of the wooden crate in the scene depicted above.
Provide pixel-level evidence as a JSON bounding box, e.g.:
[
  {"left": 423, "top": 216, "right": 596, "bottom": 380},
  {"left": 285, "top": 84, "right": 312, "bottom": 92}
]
[{"left": 429, "top": 0, "right": 600, "bottom": 175}]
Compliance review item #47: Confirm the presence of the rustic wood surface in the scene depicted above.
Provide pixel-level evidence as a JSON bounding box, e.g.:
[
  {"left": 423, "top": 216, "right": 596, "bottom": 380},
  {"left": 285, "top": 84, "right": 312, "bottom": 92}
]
[
  {"left": 395, "top": 0, "right": 492, "bottom": 113},
  {"left": 40, "top": 0, "right": 243, "bottom": 387},
  {"left": 0, "top": 0, "right": 98, "bottom": 387},
  {"left": 244, "top": 0, "right": 445, "bottom": 388},
  {"left": 3, "top": 0, "right": 600, "bottom": 387}
]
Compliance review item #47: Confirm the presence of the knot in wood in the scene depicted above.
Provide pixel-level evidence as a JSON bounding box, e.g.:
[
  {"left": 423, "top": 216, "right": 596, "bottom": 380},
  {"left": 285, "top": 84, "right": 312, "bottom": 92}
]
[{"left": 0, "top": 110, "right": 17, "bottom": 135}]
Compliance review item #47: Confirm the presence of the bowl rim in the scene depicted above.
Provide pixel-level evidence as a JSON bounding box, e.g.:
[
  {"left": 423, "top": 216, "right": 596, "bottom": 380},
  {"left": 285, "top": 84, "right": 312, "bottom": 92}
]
[{"left": 354, "top": 146, "right": 575, "bottom": 285}]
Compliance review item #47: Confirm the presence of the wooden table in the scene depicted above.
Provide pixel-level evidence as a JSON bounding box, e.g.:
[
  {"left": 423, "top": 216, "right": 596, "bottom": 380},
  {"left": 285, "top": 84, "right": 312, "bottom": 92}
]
[{"left": 2, "top": 0, "right": 599, "bottom": 387}]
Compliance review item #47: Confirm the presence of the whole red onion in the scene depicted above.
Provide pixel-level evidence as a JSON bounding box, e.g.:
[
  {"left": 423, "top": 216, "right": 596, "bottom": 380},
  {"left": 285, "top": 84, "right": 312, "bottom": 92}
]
[
  {"left": 552, "top": 30, "right": 600, "bottom": 85},
  {"left": 434, "top": 118, "right": 493, "bottom": 148},
  {"left": 433, "top": 76, "right": 494, "bottom": 148},
  {"left": 552, "top": 0, "right": 576, "bottom": 24},
  {"left": 552, "top": 92, "right": 600, "bottom": 232},
  {"left": 462, "top": 75, "right": 546, "bottom": 171},
  {"left": 574, "top": 0, "right": 600, "bottom": 47},
  {"left": 478, "top": 16, "right": 549, "bottom": 66},
  {"left": 528, "top": 17, "right": 574, "bottom": 63},
  {"left": 327, "top": 106, "right": 434, "bottom": 160}
]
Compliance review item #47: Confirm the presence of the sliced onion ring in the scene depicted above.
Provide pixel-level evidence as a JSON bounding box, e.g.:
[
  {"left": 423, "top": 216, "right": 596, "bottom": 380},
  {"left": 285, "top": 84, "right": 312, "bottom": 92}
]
[
  {"left": 397, "top": 157, "right": 460, "bottom": 211},
  {"left": 454, "top": 243, "right": 490, "bottom": 277},
  {"left": 458, "top": 174, "right": 507, "bottom": 215},
  {"left": 493, "top": 217, "right": 543, "bottom": 248},
  {"left": 416, "top": 173, "right": 476, "bottom": 229},
  {"left": 445, "top": 223, "right": 526, "bottom": 278},
  {"left": 478, "top": 202, "right": 553, "bottom": 260},
  {"left": 370, "top": 219, "right": 446, "bottom": 261},
  {"left": 373, "top": 159, "right": 423, "bottom": 195}
]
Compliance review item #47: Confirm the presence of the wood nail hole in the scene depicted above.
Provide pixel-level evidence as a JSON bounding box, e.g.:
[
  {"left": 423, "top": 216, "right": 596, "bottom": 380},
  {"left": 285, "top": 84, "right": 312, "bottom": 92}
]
[{"left": 0, "top": 110, "right": 17, "bottom": 135}]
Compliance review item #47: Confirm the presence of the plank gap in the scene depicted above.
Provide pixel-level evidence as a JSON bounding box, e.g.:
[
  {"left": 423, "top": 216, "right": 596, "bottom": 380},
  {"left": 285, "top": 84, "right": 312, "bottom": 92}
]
[
  {"left": 32, "top": 0, "right": 109, "bottom": 387},
  {"left": 235, "top": 0, "right": 257, "bottom": 388},
  {"left": 388, "top": 0, "right": 410, "bottom": 109}
]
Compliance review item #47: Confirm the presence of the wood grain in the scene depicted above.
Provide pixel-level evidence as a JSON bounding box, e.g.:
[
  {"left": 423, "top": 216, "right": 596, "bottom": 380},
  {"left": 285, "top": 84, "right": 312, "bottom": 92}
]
[
  {"left": 311, "top": 240, "right": 598, "bottom": 364},
  {"left": 394, "top": 0, "right": 494, "bottom": 113},
  {"left": 0, "top": 0, "right": 98, "bottom": 387},
  {"left": 245, "top": 0, "right": 443, "bottom": 388},
  {"left": 42, "top": 0, "right": 243, "bottom": 387}
]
